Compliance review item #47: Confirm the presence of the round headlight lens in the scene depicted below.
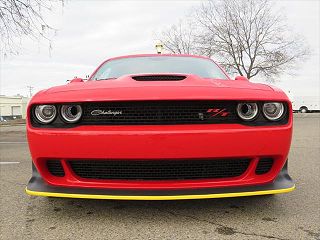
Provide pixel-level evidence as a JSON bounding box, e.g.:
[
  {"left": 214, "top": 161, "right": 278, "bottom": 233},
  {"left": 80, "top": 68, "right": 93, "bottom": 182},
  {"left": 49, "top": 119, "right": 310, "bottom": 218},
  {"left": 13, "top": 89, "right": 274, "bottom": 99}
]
[
  {"left": 60, "top": 105, "right": 82, "bottom": 123},
  {"left": 263, "top": 102, "right": 284, "bottom": 121},
  {"left": 237, "top": 103, "right": 258, "bottom": 121},
  {"left": 34, "top": 105, "right": 56, "bottom": 124}
]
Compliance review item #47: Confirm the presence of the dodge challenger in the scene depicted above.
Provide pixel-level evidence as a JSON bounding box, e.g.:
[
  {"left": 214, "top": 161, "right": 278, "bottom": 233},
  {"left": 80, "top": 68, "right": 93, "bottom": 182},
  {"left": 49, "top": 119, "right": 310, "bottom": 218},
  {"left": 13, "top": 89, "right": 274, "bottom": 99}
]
[{"left": 26, "top": 54, "right": 295, "bottom": 200}]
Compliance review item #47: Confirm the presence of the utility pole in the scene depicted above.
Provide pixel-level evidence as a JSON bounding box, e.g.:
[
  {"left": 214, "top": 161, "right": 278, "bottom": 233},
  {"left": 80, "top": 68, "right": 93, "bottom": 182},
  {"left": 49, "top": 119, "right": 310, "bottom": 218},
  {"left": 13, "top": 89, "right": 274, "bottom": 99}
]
[{"left": 27, "top": 86, "right": 34, "bottom": 97}]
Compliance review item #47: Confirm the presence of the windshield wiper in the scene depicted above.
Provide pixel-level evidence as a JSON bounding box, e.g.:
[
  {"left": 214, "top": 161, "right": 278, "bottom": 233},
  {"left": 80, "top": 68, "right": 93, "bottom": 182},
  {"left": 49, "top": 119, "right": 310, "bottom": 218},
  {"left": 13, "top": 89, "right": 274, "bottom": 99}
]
[{"left": 95, "top": 77, "right": 118, "bottom": 81}]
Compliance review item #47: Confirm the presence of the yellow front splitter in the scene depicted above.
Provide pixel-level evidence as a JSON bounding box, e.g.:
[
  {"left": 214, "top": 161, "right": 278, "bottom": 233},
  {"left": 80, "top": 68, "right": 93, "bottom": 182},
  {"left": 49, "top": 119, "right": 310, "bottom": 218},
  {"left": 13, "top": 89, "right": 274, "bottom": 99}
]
[{"left": 25, "top": 185, "right": 295, "bottom": 201}]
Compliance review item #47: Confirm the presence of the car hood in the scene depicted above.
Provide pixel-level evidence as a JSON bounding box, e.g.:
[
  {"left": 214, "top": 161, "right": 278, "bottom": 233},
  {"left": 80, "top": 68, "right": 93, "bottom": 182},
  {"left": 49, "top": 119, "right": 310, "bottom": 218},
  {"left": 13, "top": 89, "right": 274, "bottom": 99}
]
[{"left": 31, "top": 74, "right": 288, "bottom": 103}]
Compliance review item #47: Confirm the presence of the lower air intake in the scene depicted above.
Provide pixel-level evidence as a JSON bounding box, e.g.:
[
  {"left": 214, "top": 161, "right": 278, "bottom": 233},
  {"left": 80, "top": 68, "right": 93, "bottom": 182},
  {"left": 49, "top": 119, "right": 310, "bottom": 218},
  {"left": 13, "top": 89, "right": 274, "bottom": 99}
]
[
  {"left": 68, "top": 158, "right": 251, "bottom": 180},
  {"left": 47, "top": 160, "right": 65, "bottom": 177},
  {"left": 255, "top": 158, "right": 274, "bottom": 175}
]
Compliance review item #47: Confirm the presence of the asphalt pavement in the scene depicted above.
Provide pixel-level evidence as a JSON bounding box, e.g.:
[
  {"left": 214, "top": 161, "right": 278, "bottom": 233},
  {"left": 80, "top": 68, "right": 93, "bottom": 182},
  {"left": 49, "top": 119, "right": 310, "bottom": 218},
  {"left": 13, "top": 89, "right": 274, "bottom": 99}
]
[{"left": 0, "top": 114, "right": 319, "bottom": 240}]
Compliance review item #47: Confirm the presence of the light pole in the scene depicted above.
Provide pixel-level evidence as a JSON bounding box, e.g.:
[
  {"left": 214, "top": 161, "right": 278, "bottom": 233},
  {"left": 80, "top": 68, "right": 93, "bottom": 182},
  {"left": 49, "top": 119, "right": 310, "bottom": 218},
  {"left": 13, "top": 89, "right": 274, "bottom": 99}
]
[{"left": 27, "top": 86, "right": 34, "bottom": 97}]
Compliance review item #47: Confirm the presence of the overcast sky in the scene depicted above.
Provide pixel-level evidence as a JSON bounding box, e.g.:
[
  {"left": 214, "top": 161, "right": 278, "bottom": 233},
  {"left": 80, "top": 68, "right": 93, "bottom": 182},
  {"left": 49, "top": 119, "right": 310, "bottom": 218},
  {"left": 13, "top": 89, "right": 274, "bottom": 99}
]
[{"left": 0, "top": 0, "right": 319, "bottom": 98}]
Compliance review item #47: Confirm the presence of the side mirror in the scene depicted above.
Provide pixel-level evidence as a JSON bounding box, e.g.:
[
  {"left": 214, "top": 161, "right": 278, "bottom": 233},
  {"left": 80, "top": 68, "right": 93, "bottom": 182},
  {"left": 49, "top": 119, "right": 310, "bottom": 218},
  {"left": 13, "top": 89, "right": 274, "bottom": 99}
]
[
  {"left": 67, "top": 77, "right": 84, "bottom": 83},
  {"left": 235, "top": 76, "right": 249, "bottom": 81}
]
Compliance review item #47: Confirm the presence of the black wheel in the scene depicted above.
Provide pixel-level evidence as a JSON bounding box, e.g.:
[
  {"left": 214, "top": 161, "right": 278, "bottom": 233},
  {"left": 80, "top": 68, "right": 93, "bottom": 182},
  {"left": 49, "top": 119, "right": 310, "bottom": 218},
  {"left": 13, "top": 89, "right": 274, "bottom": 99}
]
[{"left": 299, "top": 106, "right": 308, "bottom": 113}]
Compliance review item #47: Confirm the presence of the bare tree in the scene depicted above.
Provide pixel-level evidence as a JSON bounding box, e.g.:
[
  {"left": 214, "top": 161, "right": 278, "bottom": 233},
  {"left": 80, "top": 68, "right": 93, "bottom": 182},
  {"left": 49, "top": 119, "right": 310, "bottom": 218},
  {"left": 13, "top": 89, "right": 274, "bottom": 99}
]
[
  {"left": 0, "top": 0, "right": 64, "bottom": 56},
  {"left": 161, "top": 0, "right": 309, "bottom": 80},
  {"left": 160, "top": 20, "right": 199, "bottom": 55}
]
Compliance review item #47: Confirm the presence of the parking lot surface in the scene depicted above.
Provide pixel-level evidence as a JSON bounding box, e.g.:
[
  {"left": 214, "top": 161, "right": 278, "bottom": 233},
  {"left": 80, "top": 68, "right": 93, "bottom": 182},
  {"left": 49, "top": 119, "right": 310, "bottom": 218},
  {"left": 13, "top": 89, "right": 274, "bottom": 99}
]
[{"left": 0, "top": 114, "right": 319, "bottom": 240}]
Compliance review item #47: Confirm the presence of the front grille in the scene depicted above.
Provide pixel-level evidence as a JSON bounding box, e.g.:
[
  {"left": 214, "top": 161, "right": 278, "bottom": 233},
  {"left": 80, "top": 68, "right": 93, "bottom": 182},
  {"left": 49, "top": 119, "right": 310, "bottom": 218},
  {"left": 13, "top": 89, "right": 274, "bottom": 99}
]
[
  {"left": 30, "top": 101, "right": 289, "bottom": 128},
  {"left": 132, "top": 75, "right": 186, "bottom": 81},
  {"left": 68, "top": 158, "right": 251, "bottom": 180},
  {"left": 255, "top": 158, "right": 274, "bottom": 175},
  {"left": 47, "top": 160, "right": 65, "bottom": 177},
  {"left": 81, "top": 100, "right": 238, "bottom": 125}
]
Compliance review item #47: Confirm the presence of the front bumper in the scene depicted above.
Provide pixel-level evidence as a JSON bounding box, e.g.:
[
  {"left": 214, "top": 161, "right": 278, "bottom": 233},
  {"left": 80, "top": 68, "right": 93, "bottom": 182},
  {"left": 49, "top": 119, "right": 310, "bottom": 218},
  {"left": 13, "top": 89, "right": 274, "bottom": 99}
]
[
  {"left": 26, "top": 162, "right": 295, "bottom": 200},
  {"left": 27, "top": 124, "right": 292, "bottom": 190}
]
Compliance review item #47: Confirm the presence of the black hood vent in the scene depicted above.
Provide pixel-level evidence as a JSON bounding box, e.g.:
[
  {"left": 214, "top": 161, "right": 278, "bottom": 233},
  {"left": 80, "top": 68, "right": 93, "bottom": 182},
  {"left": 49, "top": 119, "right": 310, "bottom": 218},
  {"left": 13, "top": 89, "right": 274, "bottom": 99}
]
[{"left": 132, "top": 75, "right": 186, "bottom": 81}]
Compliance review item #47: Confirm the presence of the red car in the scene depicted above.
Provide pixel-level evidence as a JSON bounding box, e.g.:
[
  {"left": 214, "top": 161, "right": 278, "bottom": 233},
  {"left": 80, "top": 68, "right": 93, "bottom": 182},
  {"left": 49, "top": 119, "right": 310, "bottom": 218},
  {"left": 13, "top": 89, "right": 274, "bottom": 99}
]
[{"left": 26, "top": 54, "right": 295, "bottom": 200}]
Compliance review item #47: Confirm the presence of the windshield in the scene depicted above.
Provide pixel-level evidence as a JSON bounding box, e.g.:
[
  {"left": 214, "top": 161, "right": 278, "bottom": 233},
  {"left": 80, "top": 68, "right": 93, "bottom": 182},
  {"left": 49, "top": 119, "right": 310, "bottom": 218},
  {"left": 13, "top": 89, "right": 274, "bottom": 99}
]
[{"left": 91, "top": 56, "right": 228, "bottom": 80}]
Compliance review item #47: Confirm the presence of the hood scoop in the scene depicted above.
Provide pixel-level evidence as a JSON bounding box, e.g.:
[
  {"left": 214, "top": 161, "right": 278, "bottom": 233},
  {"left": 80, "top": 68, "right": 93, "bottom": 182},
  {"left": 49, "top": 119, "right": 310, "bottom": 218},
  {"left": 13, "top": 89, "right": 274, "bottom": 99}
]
[{"left": 132, "top": 75, "right": 186, "bottom": 81}]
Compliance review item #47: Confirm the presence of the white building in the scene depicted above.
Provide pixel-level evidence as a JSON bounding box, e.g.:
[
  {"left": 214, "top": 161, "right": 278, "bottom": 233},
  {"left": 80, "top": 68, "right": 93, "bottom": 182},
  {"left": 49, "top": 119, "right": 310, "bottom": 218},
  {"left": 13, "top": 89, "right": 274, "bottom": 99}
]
[{"left": 0, "top": 95, "right": 30, "bottom": 120}]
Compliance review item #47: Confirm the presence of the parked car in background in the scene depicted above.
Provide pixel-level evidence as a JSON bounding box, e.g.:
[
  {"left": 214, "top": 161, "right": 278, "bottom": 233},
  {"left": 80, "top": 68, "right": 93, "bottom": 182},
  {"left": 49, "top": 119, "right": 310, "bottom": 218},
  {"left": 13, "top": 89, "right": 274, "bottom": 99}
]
[
  {"left": 292, "top": 96, "right": 320, "bottom": 113},
  {"left": 0, "top": 116, "right": 7, "bottom": 122}
]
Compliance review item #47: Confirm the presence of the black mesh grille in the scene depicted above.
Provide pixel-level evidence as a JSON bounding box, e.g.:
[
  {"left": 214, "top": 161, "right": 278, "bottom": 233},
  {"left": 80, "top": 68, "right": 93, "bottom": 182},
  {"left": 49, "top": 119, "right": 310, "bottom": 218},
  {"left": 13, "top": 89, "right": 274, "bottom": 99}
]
[
  {"left": 132, "top": 75, "right": 186, "bottom": 81},
  {"left": 47, "top": 160, "right": 65, "bottom": 177},
  {"left": 81, "top": 100, "right": 238, "bottom": 125},
  {"left": 255, "top": 158, "right": 274, "bottom": 175},
  {"left": 30, "top": 101, "right": 289, "bottom": 128},
  {"left": 68, "top": 158, "right": 251, "bottom": 180}
]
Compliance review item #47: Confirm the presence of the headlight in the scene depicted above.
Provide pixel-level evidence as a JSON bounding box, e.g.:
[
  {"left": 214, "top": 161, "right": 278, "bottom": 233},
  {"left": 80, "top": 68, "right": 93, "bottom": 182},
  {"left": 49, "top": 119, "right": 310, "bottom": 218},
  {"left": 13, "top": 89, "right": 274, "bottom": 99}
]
[
  {"left": 237, "top": 102, "right": 258, "bottom": 121},
  {"left": 263, "top": 102, "right": 284, "bottom": 121},
  {"left": 34, "top": 105, "right": 57, "bottom": 124},
  {"left": 60, "top": 105, "right": 82, "bottom": 123}
]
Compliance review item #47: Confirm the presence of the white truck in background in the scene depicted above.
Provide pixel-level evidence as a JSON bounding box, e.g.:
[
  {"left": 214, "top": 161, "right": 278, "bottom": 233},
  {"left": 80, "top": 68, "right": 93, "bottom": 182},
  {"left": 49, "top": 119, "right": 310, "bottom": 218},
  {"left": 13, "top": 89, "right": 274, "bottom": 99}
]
[{"left": 292, "top": 96, "right": 320, "bottom": 113}]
